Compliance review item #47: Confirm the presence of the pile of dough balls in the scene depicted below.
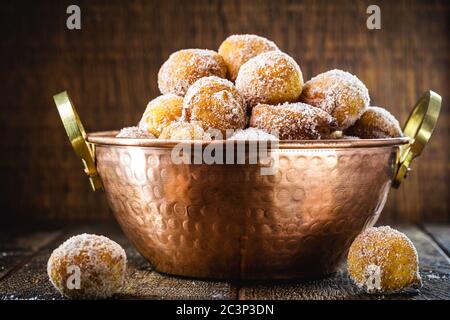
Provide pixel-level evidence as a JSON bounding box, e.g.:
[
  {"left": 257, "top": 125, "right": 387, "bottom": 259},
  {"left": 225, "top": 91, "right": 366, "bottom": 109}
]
[
  {"left": 116, "top": 34, "right": 403, "bottom": 140},
  {"left": 47, "top": 234, "right": 127, "bottom": 299},
  {"left": 348, "top": 226, "right": 422, "bottom": 294}
]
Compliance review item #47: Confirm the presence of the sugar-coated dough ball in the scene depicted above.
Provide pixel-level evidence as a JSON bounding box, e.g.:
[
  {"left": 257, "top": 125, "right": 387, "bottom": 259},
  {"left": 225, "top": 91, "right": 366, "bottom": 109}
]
[
  {"left": 138, "top": 94, "right": 183, "bottom": 137},
  {"left": 345, "top": 106, "right": 403, "bottom": 138},
  {"left": 159, "top": 121, "right": 212, "bottom": 140},
  {"left": 348, "top": 226, "right": 422, "bottom": 294},
  {"left": 300, "top": 69, "right": 370, "bottom": 130},
  {"left": 235, "top": 51, "right": 304, "bottom": 109},
  {"left": 47, "top": 234, "right": 127, "bottom": 299},
  {"left": 249, "top": 102, "right": 337, "bottom": 140},
  {"left": 183, "top": 76, "right": 246, "bottom": 134},
  {"left": 158, "top": 49, "right": 227, "bottom": 96},
  {"left": 218, "top": 34, "right": 279, "bottom": 81},
  {"left": 228, "top": 127, "right": 279, "bottom": 141}
]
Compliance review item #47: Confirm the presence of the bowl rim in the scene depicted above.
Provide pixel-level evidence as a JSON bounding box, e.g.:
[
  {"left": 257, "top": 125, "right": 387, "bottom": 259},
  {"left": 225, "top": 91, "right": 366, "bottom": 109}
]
[{"left": 87, "top": 130, "right": 410, "bottom": 149}]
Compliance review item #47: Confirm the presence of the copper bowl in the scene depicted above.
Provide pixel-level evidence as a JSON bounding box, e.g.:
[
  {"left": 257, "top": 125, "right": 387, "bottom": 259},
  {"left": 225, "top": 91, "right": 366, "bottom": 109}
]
[{"left": 54, "top": 90, "right": 441, "bottom": 280}]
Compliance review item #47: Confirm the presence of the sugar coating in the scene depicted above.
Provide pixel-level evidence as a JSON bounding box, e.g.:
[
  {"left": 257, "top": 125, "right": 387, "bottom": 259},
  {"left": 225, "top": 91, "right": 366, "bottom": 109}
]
[
  {"left": 235, "top": 51, "right": 304, "bottom": 108},
  {"left": 116, "top": 126, "right": 156, "bottom": 139},
  {"left": 250, "top": 102, "right": 337, "bottom": 140},
  {"left": 327, "top": 130, "right": 343, "bottom": 139},
  {"left": 159, "top": 121, "right": 212, "bottom": 140},
  {"left": 139, "top": 94, "right": 184, "bottom": 137},
  {"left": 47, "top": 234, "right": 127, "bottom": 299},
  {"left": 345, "top": 106, "right": 403, "bottom": 138},
  {"left": 300, "top": 69, "right": 370, "bottom": 130},
  {"left": 347, "top": 226, "right": 422, "bottom": 294},
  {"left": 183, "top": 76, "right": 246, "bottom": 134},
  {"left": 218, "top": 34, "right": 279, "bottom": 81},
  {"left": 158, "top": 49, "right": 227, "bottom": 96},
  {"left": 228, "top": 127, "right": 279, "bottom": 141}
]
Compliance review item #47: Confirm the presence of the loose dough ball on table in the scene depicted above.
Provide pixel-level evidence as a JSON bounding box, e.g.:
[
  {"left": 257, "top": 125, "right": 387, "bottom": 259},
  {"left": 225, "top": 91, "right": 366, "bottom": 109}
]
[
  {"left": 249, "top": 102, "right": 337, "bottom": 140},
  {"left": 228, "top": 127, "right": 279, "bottom": 141},
  {"left": 300, "top": 69, "right": 370, "bottom": 130},
  {"left": 183, "top": 76, "right": 246, "bottom": 135},
  {"left": 340, "top": 135, "right": 360, "bottom": 140},
  {"left": 235, "top": 51, "right": 304, "bottom": 109},
  {"left": 345, "top": 106, "right": 403, "bottom": 138},
  {"left": 159, "top": 121, "right": 212, "bottom": 140},
  {"left": 158, "top": 49, "right": 227, "bottom": 96},
  {"left": 139, "top": 94, "right": 183, "bottom": 137},
  {"left": 218, "top": 34, "right": 279, "bottom": 81},
  {"left": 348, "top": 226, "right": 422, "bottom": 294},
  {"left": 47, "top": 234, "right": 127, "bottom": 299}
]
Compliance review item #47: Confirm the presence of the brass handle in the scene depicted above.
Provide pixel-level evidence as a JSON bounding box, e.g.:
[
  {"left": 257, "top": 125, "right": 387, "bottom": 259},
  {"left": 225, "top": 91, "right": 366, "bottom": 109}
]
[
  {"left": 392, "top": 90, "right": 442, "bottom": 188},
  {"left": 53, "top": 91, "right": 103, "bottom": 191}
]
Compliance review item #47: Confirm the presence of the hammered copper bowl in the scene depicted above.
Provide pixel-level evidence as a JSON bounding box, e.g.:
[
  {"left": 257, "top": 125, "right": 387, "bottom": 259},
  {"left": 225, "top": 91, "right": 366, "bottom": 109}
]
[
  {"left": 87, "top": 135, "right": 408, "bottom": 280},
  {"left": 54, "top": 90, "right": 441, "bottom": 280}
]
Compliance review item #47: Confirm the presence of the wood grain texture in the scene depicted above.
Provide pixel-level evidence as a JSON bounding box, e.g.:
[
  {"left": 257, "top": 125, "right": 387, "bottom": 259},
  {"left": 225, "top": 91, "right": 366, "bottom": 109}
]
[
  {"left": 0, "top": 223, "right": 448, "bottom": 300},
  {"left": 0, "top": 0, "right": 448, "bottom": 222}
]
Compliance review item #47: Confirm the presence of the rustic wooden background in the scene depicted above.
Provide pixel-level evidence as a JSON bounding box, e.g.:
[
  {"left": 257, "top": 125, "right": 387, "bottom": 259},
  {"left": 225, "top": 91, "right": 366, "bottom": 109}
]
[{"left": 0, "top": 0, "right": 448, "bottom": 223}]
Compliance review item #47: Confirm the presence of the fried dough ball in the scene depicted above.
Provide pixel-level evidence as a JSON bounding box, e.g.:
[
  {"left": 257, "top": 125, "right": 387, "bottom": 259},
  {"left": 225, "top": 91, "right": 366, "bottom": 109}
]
[
  {"left": 183, "top": 76, "right": 246, "bottom": 134},
  {"left": 348, "top": 226, "right": 422, "bottom": 294},
  {"left": 158, "top": 49, "right": 227, "bottom": 96},
  {"left": 300, "top": 69, "right": 370, "bottom": 130},
  {"left": 328, "top": 131, "right": 361, "bottom": 140},
  {"left": 249, "top": 102, "right": 337, "bottom": 140},
  {"left": 159, "top": 121, "right": 212, "bottom": 140},
  {"left": 235, "top": 51, "right": 304, "bottom": 109},
  {"left": 138, "top": 94, "right": 183, "bottom": 137},
  {"left": 218, "top": 34, "right": 279, "bottom": 81},
  {"left": 345, "top": 106, "right": 403, "bottom": 138},
  {"left": 47, "top": 234, "right": 127, "bottom": 299}
]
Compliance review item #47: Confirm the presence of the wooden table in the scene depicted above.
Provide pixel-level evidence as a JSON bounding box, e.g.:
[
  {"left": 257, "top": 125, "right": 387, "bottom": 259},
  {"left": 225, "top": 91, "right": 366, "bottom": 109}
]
[{"left": 0, "top": 222, "right": 449, "bottom": 300}]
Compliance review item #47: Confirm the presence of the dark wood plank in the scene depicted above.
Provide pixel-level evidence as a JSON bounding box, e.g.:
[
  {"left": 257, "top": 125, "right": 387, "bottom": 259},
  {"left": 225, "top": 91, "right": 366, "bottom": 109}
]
[
  {"left": 0, "top": 223, "right": 237, "bottom": 300},
  {"left": 397, "top": 226, "right": 450, "bottom": 300},
  {"left": 238, "top": 226, "right": 450, "bottom": 300},
  {"left": 0, "top": 225, "right": 105, "bottom": 300},
  {"left": 422, "top": 224, "right": 450, "bottom": 258},
  {"left": 1, "top": 224, "right": 447, "bottom": 300}
]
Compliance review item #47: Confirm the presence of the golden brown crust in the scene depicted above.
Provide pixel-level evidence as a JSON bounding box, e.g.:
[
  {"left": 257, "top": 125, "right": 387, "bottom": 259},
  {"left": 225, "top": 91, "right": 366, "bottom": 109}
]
[
  {"left": 218, "top": 34, "right": 279, "bottom": 81},
  {"left": 300, "top": 69, "right": 370, "bottom": 130},
  {"left": 139, "top": 94, "right": 183, "bottom": 137},
  {"left": 158, "top": 49, "right": 227, "bottom": 96},
  {"left": 249, "top": 102, "right": 337, "bottom": 140},
  {"left": 183, "top": 76, "right": 246, "bottom": 134},
  {"left": 235, "top": 51, "right": 304, "bottom": 109},
  {"left": 345, "top": 106, "right": 403, "bottom": 138}
]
